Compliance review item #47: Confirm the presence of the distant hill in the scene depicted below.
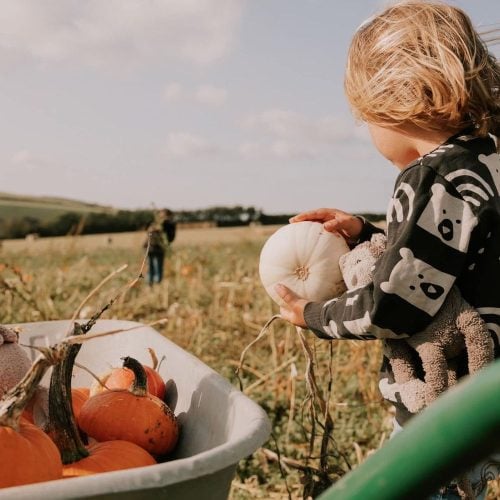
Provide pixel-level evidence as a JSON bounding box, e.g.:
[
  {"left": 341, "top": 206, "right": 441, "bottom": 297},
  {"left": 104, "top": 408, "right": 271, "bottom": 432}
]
[{"left": 0, "top": 192, "right": 114, "bottom": 223}]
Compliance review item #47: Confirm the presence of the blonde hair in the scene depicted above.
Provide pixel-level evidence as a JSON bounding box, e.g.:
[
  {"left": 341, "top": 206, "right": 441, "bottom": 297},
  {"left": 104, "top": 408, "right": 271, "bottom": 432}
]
[{"left": 344, "top": 1, "right": 500, "bottom": 136}]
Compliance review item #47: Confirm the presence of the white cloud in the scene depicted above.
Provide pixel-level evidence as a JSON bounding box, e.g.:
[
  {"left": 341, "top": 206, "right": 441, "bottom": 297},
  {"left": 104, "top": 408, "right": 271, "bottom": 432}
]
[
  {"left": 239, "top": 142, "right": 265, "bottom": 159},
  {"left": 7, "top": 150, "right": 78, "bottom": 185},
  {"left": 240, "top": 108, "right": 369, "bottom": 160},
  {"left": 195, "top": 85, "right": 227, "bottom": 106},
  {"left": 163, "top": 82, "right": 227, "bottom": 106},
  {"left": 10, "top": 150, "right": 57, "bottom": 172},
  {"left": 12, "top": 150, "right": 34, "bottom": 165},
  {"left": 0, "top": 0, "right": 244, "bottom": 68},
  {"left": 165, "top": 132, "right": 218, "bottom": 158},
  {"left": 243, "top": 108, "right": 363, "bottom": 143},
  {"left": 163, "top": 83, "right": 184, "bottom": 103}
]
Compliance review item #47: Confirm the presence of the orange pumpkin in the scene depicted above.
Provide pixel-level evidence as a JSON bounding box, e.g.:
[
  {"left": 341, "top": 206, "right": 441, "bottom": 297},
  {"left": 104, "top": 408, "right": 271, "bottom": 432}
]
[
  {"left": 46, "top": 328, "right": 157, "bottom": 475},
  {"left": 63, "top": 440, "right": 156, "bottom": 477},
  {"left": 104, "top": 365, "right": 166, "bottom": 400},
  {"left": 0, "top": 355, "right": 63, "bottom": 487},
  {"left": 0, "top": 420, "right": 63, "bottom": 487},
  {"left": 91, "top": 349, "right": 166, "bottom": 400},
  {"left": 79, "top": 357, "right": 178, "bottom": 456},
  {"left": 71, "top": 387, "right": 90, "bottom": 422}
]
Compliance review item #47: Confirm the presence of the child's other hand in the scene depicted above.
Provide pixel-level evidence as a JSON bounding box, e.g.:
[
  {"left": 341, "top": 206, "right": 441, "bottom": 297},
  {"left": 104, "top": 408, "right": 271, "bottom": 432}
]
[
  {"left": 275, "top": 284, "right": 308, "bottom": 328},
  {"left": 290, "top": 208, "right": 363, "bottom": 245}
]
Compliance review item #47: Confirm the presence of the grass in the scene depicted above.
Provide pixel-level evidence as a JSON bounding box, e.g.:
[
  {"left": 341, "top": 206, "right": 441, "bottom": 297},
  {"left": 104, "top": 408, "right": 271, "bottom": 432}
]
[{"left": 0, "top": 227, "right": 498, "bottom": 499}]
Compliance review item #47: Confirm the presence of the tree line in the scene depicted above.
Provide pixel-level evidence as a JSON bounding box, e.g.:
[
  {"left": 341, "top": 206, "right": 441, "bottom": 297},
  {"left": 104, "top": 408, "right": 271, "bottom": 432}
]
[{"left": 0, "top": 206, "right": 385, "bottom": 239}]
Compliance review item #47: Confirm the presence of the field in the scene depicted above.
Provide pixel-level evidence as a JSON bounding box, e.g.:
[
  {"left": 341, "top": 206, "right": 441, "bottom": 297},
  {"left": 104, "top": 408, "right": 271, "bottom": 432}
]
[
  {"left": 0, "top": 192, "right": 112, "bottom": 224},
  {"left": 1, "top": 226, "right": 498, "bottom": 499}
]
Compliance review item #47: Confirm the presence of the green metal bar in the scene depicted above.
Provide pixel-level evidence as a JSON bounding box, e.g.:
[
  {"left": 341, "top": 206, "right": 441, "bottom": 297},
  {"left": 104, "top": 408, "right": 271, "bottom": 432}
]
[{"left": 319, "top": 359, "right": 500, "bottom": 500}]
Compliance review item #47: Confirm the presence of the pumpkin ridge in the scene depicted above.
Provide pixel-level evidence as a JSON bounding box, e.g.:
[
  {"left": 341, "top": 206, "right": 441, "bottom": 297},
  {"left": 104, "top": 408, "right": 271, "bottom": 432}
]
[{"left": 303, "top": 222, "right": 324, "bottom": 266}]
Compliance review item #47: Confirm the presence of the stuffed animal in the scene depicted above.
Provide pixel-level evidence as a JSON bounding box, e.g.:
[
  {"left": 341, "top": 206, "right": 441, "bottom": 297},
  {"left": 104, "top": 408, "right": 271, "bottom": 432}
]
[
  {"left": 338, "top": 234, "right": 426, "bottom": 413},
  {"left": 339, "top": 233, "right": 494, "bottom": 500},
  {"left": 339, "top": 233, "right": 494, "bottom": 408}
]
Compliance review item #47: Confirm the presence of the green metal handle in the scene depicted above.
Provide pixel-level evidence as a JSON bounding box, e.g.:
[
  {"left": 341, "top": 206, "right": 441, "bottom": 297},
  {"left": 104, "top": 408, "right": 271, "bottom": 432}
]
[{"left": 318, "top": 359, "right": 500, "bottom": 500}]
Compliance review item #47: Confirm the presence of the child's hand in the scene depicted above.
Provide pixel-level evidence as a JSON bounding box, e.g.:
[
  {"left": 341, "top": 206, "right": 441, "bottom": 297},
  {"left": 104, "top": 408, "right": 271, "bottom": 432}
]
[
  {"left": 290, "top": 208, "right": 363, "bottom": 245},
  {"left": 274, "top": 284, "right": 308, "bottom": 328}
]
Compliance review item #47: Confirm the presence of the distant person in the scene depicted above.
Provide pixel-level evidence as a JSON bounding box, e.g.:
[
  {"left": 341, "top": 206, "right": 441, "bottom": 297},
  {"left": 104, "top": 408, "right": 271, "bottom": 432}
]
[
  {"left": 159, "top": 208, "right": 177, "bottom": 247},
  {"left": 144, "top": 209, "right": 176, "bottom": 286}
]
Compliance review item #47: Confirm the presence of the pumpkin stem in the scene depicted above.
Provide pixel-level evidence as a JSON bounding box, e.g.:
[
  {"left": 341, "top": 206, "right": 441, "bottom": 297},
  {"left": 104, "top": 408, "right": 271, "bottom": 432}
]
[
  {"left": 122, "top": 357, "right": 148, "bottom": 397},
  {"left": 294, "top": 265, "right": 310, "bottom": 281},
  {"left": 47, "top": 323, "right": 90, "bottom": 463},
  {"left": 148, "top": 347, "right": 159, "bottom": 371},
  {"left": 0, "top": 345, "right": 64, "bottom": 431}
]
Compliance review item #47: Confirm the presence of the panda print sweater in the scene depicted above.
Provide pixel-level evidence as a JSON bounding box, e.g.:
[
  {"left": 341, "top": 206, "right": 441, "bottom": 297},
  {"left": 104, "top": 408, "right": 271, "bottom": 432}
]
[{"left": 303, "top": 131, "right": 500, "bottom": 420}]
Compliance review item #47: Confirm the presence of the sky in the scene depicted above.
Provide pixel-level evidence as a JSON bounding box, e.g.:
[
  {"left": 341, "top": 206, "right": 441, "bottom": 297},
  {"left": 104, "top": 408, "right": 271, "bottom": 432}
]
[{"left": 0, "top": 0, "right": 498, "bottom": 215}]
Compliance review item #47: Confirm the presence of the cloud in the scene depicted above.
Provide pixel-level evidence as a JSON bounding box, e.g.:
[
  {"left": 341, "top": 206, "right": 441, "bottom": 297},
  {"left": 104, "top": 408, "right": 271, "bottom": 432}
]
[
  {"left": 10, "top": 150, "right": 58, "bottom": 172},
  {"left": 163, "top": 83, "right": 184, "bottom": 103},
  {"left": 163, "top": 82, "right": 227, "bottom": 106},
  {"left": 195, "top": 85, "right": 227, "bottom": 106},
  {"left": 12, "top": 150, "right": 35, "bottom": 165},
  {"left": 240, "top": 108, "right": 370, "bottom": 160},
  {"left": 165, "top": 132, "right": 219, "bottom": 158},
  {"left": 0, "top": 0, "right": 244, "bottom": 68}
]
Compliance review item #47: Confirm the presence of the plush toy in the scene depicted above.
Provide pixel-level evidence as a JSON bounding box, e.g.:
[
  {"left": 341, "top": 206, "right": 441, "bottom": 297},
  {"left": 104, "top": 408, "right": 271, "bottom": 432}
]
[
  {"left": 338, "top": 234, "right": 425, "bottom": 413},
  {"left": 339, "top": 233, "right": 494, "bottom": 500},
  {"left": 339, "top": 233, "right": 494, "bottom": 409}
]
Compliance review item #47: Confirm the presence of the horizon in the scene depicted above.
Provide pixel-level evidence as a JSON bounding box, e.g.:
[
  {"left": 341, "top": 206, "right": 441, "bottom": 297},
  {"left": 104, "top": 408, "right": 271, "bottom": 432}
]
[{"left": 1, "top": 190, "right": 389, "bottom": 215}]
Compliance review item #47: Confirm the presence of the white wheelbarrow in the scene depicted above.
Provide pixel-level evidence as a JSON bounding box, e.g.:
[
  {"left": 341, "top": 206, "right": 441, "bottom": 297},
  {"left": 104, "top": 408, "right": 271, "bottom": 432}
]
[{"left": 1, "top": 320, "right": 271, "bottom": 500}]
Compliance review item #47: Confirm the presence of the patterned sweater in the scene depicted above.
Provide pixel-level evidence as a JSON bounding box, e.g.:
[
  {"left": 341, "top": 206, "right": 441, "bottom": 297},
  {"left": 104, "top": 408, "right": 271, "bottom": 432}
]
[{"left": 303, "top": 131, "right": 500, "bottom": 422}]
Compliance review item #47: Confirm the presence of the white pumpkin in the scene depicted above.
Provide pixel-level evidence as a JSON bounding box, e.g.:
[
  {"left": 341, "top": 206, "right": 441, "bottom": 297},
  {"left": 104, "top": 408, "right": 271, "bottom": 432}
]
[{"left": 259, "top": 221, "right": 349, "bottom": 306}]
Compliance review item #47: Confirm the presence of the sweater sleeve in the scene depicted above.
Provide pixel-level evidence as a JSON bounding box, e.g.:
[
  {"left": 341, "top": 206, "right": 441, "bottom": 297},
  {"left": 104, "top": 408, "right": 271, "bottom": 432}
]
[
  {"left": 304, "top": 164, "right": 478, "bottom": 340},
  {"left": 354, "top": 216, "right": 385, "bottom": 245}
]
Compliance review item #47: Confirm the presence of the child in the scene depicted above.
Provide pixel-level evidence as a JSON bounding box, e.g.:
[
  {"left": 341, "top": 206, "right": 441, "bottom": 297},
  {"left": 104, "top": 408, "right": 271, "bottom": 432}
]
[{"left": 275, "top": 2, "right": 500, "bottom": 498}]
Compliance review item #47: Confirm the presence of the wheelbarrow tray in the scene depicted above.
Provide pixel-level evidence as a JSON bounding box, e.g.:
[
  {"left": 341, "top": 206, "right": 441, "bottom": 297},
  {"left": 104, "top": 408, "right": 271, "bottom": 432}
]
[{"left": 1, "top": 320, "right": 271, "bottom": 500}]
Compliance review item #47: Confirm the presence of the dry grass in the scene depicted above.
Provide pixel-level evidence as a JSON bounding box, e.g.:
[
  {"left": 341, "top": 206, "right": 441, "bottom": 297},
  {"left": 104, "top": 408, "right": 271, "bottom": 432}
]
[{"left": 0, "top": 226, "right": 497, "bottom": 499}]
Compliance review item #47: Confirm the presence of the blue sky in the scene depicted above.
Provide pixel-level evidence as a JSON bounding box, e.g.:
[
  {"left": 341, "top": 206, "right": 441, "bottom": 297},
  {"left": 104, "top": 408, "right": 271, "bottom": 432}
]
[{"left": 0, "top": 0, "right": 498, "bottom": 214}]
